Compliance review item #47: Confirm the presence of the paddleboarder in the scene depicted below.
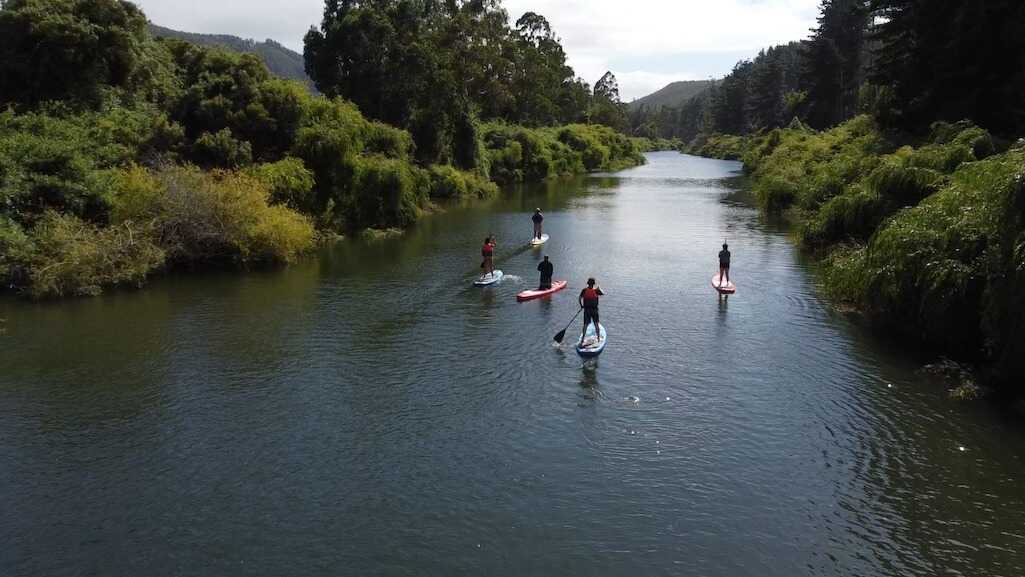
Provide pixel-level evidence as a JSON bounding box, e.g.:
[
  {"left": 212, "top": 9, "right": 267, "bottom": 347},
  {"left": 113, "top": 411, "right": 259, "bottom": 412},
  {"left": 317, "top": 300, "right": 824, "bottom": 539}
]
[
  {"left": 718, "top": 243, "right": 731, "bottom": 287},
  {"left": 537, "top": 256, "right": 554, "bottom": 290},
  {"left": 578, "top": 278, "right": 604, "bottom": 345},
  {"left": 532, "top": 208, "right": 544, "bottom": 240},
  {"left": 481, "top": 236, "right": 497, "bottom": 278}
]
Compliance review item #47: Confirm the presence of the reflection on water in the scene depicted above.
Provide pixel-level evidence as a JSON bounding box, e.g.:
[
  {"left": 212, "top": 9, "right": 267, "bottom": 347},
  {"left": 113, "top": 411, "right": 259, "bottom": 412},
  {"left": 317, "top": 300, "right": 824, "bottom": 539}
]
[{"left": 2, "top": 153, "right": 1025, "bottom": 577}]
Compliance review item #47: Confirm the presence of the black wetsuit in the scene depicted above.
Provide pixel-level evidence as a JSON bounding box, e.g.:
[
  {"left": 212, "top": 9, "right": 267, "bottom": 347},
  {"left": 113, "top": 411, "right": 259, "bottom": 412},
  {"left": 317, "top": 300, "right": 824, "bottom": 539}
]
[
  {"left": 538, "top": 260, "right": 554, "bottom": 289},
  {"left": 719, "top": 249, "right": 731, "bottom": 270}
]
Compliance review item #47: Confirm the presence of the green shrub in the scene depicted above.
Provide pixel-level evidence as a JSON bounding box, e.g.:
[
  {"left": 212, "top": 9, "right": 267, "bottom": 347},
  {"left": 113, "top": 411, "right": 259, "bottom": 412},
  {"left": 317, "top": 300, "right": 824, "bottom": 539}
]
[
  {"left": 742, "top": 115, "right": 890, "bottom": 212},
  {"left": 866, "top": 160, "right": 944, "bottom": 205},
  {"left": 109, "top": 165, "right": 314, "bottom": 265},
  {"left": 481, "top": 122, "right": 641, "bottom": 185},
  {"left": 192, "top": 129, "right": 253, "bottom": 168},
  {"left": 427, "top": 165, "right": 498, "bottom": 199},
  {"left": 755, "top": 176, "right": 798, "bottom": 212},
  {"left": 0, "top": 215, "right": 31, "bottom": 287},
  {"left": 855, "top": 153, "right": 1019, "bottom": 353},
  {"left": 247, "top": 157, "right": 316, "bottom": 211},
  {"left": 364, "top": 121, "right": 414, "bottom": 159},
  {"left": 906, "top": 143, "right": 974, "bottom": 173},
  {"left": 23, "top": 212, "right": 165, "bottom": 298},
  {"left": 800, "top": 186, "right": 889, "bottom": 247},
  {"left": 820, "top": 244, "right": 869, "bottom": 304},
  {"left": 349, "top": 156, "right": 429, "bottom": 230}
]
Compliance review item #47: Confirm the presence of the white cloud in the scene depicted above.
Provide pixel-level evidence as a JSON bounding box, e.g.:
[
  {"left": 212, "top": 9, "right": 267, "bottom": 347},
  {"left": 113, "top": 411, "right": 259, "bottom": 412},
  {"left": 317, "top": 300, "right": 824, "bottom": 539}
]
[
  {"left": 132, "top": 0, "right": 819, "bottom": 100},
  {"left": 503, "top": 0, "right": 820, "bottom": 98}
]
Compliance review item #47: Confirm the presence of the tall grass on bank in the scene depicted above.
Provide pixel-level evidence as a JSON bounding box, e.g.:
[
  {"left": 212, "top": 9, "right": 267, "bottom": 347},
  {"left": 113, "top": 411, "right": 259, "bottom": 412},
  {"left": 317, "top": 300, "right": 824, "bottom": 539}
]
[{"left": 694, "top": 116, "right": 1025, "bottom": 387}]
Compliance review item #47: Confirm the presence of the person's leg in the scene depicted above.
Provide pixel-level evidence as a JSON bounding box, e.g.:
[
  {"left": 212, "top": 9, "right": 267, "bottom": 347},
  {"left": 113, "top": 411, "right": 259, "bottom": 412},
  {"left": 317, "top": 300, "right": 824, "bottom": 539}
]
[
  {"left": 718, "top": 265, "right": 725, "bottom": 286},
  {"left": 593, "top": 311, "right": 601, "bottom": 341},
  {"left": 581, "top": 309, "right": 592, "bottom": 343},
  {"left": 724, "top": 266, "right": 730, "bottom": 284}
]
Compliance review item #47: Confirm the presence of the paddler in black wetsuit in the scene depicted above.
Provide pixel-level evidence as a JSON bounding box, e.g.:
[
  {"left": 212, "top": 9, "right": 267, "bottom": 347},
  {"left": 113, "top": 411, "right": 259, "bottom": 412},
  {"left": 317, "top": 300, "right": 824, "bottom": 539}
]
[
  {"left": 532, "top": 208, "right": 544, "bottom": 240},
  {"left": 718, "top": 243, "right": 731, "bottom": 287},
  {"left": 537, "top": 256, "right": 554, "bottom": 290},
  {"left": 578, "top": 277, "right": 605, "bottom": 345}
]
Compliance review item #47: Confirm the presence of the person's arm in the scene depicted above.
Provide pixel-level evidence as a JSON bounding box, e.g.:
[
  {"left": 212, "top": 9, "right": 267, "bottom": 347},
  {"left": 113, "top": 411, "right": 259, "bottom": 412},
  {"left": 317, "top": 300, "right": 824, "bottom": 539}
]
[
  {"left": 597, "top": 287, "right": 605, "bottom": 296},
  {"left": 578, "top": 290, "right": 585, "bottom": 308}
]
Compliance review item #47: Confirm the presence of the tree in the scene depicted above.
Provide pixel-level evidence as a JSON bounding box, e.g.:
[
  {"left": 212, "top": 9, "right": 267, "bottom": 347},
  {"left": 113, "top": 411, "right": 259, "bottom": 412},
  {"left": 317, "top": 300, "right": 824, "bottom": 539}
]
[
  {"left": 0, "top": 0, "right": 151, "bottom": 107},
  {"left": 871, "top": 0, "right": 1025, "bottom": 136},
  {"left": 802, "top": 0, "right": 870, "bottom": 129},
  {"left": 591, "top": 71, "right": 627, "bottom": 130}
]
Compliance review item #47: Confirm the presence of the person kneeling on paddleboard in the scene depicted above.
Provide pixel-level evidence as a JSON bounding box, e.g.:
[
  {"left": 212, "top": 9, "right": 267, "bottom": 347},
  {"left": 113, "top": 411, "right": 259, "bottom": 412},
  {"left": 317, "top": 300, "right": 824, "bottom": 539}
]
[
  {"left": 532, "top": 209, "right": 544, "bottom": 240},
  {"left": 718, "top": 243, "right": 731, "bottom": 287},
  {"left": 538, "top": 256, "right": 554, "bottom": 290},
  {"left": 481, "top": 236, "right": 497, "bottom": 278},
  {"left": 579, "top": 278, "right": 604, "bottom": 345}
]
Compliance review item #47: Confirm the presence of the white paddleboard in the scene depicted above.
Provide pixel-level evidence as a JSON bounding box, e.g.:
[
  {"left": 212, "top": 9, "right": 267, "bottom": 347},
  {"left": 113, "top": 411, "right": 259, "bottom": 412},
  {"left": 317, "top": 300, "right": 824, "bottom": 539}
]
[
  {"left": 474, "top": 270, "right": 504, "bottom": 286},
  {"left": 530, "top": 234, "right": 549, "bottom": 246}
]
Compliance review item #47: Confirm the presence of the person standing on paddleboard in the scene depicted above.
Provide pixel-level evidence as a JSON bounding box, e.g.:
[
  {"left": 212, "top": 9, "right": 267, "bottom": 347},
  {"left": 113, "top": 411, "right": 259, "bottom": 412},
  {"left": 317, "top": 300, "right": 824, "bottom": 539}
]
[
  {"left": 579, "top": 278, "right": 605, "bottom": 345},
  {"left": 538, "top": 256, "right": 554, "bottom": 290},
  {"left": 532, "top": 209, "right": 544, "bottom": 240},
  {"left": 718, "top": 243, "right": 731, "bottom": 287},
  {"left": 481, "top": 236, "right": 497, "bottom": 278}
]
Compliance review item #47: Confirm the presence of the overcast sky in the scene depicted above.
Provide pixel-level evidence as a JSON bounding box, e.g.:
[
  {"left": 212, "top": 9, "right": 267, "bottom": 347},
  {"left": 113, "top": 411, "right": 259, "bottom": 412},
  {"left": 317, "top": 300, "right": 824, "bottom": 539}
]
[{"left": 133, "top": 0, "right": 820, "bottom": 101}]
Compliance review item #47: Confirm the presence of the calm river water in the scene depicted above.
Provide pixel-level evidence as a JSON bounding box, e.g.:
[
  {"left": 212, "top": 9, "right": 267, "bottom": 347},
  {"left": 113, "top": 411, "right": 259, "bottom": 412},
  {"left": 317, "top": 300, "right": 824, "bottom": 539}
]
[{"left": 3, "top": 152, "right": 1025, "bottom": 576}]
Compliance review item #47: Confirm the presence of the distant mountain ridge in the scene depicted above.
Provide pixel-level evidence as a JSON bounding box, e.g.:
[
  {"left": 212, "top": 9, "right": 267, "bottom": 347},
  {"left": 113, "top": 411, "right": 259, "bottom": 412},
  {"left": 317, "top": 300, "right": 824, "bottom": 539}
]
[
  {"left": 148, "top": 24, "right": 314, "bottom": 90},
  {"left": 629, "top": 80, "right": 716, "bottom": 111}
]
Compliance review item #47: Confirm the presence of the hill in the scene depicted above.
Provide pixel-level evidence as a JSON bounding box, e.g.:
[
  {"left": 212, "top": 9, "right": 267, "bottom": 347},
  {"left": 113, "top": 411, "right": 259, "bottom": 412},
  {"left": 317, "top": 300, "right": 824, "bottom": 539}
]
[
  {"left": 148, "top": 24, "right": 314, "bottom": 90},
  {"left": 628, "top": 80, "right": 715, "bottom": 111}
]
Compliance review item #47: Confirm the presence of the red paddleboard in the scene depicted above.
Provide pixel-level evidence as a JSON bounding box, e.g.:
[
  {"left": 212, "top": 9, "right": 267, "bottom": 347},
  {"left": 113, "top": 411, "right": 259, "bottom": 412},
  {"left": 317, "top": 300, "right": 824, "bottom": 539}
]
[
  {"left": 516, "top": 280, "right": 567, "bottom": 302},
  {"left": 712, "top": 274, "right": 736, "bottom": 294}
]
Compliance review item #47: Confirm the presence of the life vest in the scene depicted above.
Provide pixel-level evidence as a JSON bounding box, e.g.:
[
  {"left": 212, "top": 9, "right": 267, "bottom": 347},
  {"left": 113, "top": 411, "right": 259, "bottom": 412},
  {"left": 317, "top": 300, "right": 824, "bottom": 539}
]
[
  {"left": 582, "top": 287, "right": 599, "bottom": 308},
  {"left": 482, "top": 243, "right": 493, "bottom": 257}
]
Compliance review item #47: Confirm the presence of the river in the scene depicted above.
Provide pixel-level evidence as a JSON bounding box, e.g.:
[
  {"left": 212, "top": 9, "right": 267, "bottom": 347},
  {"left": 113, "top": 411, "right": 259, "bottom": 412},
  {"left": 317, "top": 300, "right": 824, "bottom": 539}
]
[{"left": 2, "top": 152, "right": 1025, "bottom": 576}]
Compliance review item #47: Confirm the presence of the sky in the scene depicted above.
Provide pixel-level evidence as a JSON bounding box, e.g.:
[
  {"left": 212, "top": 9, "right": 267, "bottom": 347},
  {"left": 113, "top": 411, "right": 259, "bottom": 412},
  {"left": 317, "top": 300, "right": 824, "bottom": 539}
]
[{"left": 132, "top": 0, "right": 820, "bottom": 101}]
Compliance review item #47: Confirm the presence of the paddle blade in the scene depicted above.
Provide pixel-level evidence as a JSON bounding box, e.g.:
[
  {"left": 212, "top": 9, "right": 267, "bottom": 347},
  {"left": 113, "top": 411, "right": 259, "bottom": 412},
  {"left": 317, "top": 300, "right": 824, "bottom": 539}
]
[{"left": 553, "top": 328, "right": 567, "bottom": 343}]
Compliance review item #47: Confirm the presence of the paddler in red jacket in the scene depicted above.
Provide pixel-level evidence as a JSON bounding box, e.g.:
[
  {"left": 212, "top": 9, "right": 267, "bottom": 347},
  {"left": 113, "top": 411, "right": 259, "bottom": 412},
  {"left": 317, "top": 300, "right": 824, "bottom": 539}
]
[
  {"left": 481, "top": 236, "right": 496, "bottom": 278},
  {"left": 578, "top": 277, "right": 605, "bottom": 345}
]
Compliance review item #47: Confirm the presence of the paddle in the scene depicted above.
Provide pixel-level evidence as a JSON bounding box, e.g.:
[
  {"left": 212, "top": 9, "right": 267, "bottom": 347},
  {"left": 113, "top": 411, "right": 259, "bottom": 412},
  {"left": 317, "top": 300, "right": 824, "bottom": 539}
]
[{"left": 553, "top": 307, "right": 583, "bottom": 344}]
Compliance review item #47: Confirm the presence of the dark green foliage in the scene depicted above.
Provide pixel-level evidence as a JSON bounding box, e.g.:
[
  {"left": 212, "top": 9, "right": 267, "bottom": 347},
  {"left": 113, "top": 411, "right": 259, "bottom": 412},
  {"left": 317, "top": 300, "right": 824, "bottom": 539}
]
[
  {"left": 871, "top": 0, "right": 1025, "bottom": 137},
  {"left": 800, "top": 185, "right": 886, "bottom": 247},
  {"left": 0, "top": 0, "right": 644, "bottom": 298},
  {"left": 630, "top": 42, "right": 805, "bottom": 142},
  {"left": 192, "top": 129, "right": 253, "bottom": 168},
  {"left": 426, "top": 165, "right": 498, "bottom": 199},
  {"left": 350, "top": 156, "right": 429, "bottom": 230},
  {"left": 303, "top": 0, "right": 611, "bottom": 161},
  {"left": 801, "top": 0, "right": 870, "bottom": 129},
  {"left": 247, "top": 158, "right": 316, "bottom": 211},
  {"left": 0, "top": 0, "right": 151, "bottom": 107},
  {"left": 482, "top": 123, "right": 641, "bottom": 185},
  {"left": 735, "top": 113, "right": 1025, "bottom": 386},
  {"left": 148, "top": 24, "right": 314, "bottom": 90}
]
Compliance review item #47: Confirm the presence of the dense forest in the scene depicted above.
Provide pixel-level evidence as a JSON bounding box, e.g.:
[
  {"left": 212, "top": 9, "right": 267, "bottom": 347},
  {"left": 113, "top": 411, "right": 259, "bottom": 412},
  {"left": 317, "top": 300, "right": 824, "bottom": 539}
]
[
  {"left": 631, "top": 0, "right": 1025, "bottom": 148},
  {"left": 0, "top": 0, "right": 643, "bottom": 299},
  {"left": 148, "top": 24, "right": 315, "bottom": 90},
  {"left": 681, "top": 0, "right": 1025, "bottom": 390}
]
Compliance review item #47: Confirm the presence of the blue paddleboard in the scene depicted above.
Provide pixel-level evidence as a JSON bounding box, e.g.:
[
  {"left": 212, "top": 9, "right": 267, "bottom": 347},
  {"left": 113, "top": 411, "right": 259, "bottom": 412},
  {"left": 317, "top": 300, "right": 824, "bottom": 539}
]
[{"left": 576, "top": 323, "right": 607, "bottom": 357}]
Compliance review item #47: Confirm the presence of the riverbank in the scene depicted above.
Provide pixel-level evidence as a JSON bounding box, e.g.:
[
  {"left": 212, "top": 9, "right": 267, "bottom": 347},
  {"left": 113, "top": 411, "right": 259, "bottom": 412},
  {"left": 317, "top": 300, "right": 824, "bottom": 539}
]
[
  {"left": 690, "top": 116, "right": 1025, "bottom": 392},
  {"left": 0, "top": 3, "right": 644, "bottom": 300}
]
